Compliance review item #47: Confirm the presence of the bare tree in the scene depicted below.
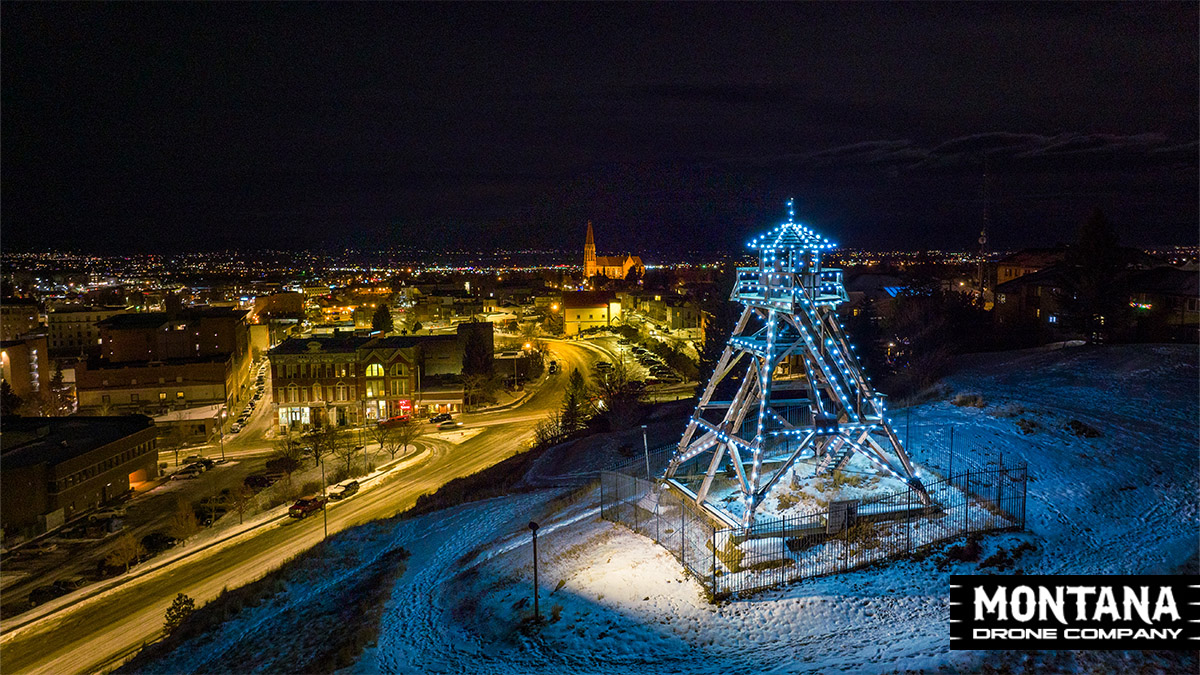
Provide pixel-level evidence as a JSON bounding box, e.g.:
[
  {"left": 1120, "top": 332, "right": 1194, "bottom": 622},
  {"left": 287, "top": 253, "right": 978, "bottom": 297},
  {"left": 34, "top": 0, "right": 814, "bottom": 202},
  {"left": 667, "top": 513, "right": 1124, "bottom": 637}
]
[
  {"left": 229, "top": 485, "right": 256, "bottom": 525},
  {"left": 270, "top": 428, "right": 306, "bottom": 485},
  {"left": 168, "top": 498, "right": 199, "bottom": 542},
  {"left": 302, "top": 425, "right": 338, "bottom": 468},
  {"left": 393, "top": 417, "right": 425, "bottom": 458},
  {"left": 105, "top": 532, "right": 146, "bottom": 574},
  {"left": 331, "top": 432, "right": 360, "bottom": 477},
  {"left": 367, "top": 421, "right": 395, "bottom": 456}
]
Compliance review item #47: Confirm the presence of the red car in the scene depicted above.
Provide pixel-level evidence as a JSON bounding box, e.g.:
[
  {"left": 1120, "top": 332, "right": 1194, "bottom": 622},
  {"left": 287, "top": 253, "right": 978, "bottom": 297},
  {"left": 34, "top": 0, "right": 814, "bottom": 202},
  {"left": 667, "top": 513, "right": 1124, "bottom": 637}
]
[
  {"left": 288, "top": 496, "right": 328, "bottom": 519},
  {"left": 379, "top": 415, "right": 412, "bottom": 427}
]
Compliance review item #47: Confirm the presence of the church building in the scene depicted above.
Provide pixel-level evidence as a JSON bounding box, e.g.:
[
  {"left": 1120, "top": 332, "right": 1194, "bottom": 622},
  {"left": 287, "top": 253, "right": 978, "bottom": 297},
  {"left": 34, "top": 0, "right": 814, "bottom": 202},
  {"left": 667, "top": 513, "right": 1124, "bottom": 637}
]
[{"left": 584, "top": 222, "right": 644, "bottom": 281}]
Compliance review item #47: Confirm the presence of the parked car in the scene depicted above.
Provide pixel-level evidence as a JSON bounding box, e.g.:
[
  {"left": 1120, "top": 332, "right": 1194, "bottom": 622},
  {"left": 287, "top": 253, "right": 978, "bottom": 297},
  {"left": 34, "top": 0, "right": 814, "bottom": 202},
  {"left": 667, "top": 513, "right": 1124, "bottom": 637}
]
[
  {"left": 54, "top": 576, "right": 88, "bottom": 591},
  {"left": 288, "top": 496, "right": 328, "bottom": 519},
  {"left": 547, "top": 360, "right": 559, "bottom": 374},
  {"left": 88, "top": 506, "right": 127, "bottom": 521},
  {"left": 185, "top": 456, "right": 216, "bottom": 470},
  {"left": 172, "top": 468, "right": 202, "bottom": 480},
  {"left": 140, "top": 531, "right": 178, "bottom": 554},
  {"left": 229, "top": 422, "right": 242, "bottom": 434},
  {"left": 438, "top": 420, "right": 464, "bottom": 430},
  {"left": 183, "top": 462, "right": 208, "bottom": 474},
  {"left": 429, "top": 413, "right": 453, "bottom": 424},
  {"left": 595, "top": 361, "right": 613, "bottom": 372},
  {"left": 28, "top": 584, "right": 70, "bottom": 608},
  {"left": 329, "top": 480, "right": 360, "bottom": 500},
  {"left": 380, "top": 415, "right": 412, "bottom": 427},
  {"left": 243, "top": 474, "right": 275, "bottom": 490}
]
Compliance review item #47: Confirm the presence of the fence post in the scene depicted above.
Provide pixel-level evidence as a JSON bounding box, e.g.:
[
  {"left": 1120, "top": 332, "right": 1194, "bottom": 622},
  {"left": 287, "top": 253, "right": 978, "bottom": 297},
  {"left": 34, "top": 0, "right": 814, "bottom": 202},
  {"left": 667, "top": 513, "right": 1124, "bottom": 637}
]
[
  {"left": 633, "top": 478, "right": 639, "bottom": 533},
  {"left": 964, "top": 469, "right": 970, "bottom": 534},
  {"left": 711, "top": 523, "right": 717, "bottom": 599},
  {"left": 680, "top": 501, "right": 686, "bottom": 569},
  {"left": 996, "top": 456, "right": 1005, "bottom": 528}
]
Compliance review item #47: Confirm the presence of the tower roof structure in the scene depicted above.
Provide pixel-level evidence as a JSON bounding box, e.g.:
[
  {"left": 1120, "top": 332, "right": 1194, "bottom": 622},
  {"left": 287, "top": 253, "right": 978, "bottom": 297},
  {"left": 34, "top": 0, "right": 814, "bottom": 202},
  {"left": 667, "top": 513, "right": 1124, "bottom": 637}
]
[{"left": 663, "top": 201, "right": 929, "bottom": 531}]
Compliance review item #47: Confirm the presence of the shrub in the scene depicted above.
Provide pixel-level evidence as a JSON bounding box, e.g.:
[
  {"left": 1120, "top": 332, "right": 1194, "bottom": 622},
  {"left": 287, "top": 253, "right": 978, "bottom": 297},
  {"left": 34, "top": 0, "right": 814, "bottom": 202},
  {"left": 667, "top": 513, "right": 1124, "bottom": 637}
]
[
  {"left": 299, "top": 480, "right": 322, "bottom": 497},
  {"left": 776, "top": 490, "right": 802, "bottom": 510},
  {"left": 938, "top": 535, "right": 982, "bottom": 569},
  {"left": 951, "top": 393, "right": 986, "bottom": 408},
  {"left": 1065, "top": 419, "right": 1102, "bottom": 438},
  {"left": 1015, "top": 418, "right": 1040, "bottom": 434}
]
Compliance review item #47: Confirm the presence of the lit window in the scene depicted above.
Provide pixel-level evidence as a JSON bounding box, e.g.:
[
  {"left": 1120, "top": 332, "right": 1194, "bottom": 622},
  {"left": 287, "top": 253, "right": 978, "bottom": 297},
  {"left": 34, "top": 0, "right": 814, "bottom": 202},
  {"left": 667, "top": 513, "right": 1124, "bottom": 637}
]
[
  {"left": 159, "top": 392, "right": 167, "bottom": 401},
  {"left": 366, "top": 363, "right": 384, "bottom": 377}
]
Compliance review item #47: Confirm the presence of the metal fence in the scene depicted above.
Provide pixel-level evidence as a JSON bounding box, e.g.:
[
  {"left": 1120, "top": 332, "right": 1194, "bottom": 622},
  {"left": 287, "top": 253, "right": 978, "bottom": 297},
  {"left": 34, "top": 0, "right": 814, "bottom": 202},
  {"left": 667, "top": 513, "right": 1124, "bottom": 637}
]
[{"left": 599, "top": 460, "right": 1026, "bottom": 600}]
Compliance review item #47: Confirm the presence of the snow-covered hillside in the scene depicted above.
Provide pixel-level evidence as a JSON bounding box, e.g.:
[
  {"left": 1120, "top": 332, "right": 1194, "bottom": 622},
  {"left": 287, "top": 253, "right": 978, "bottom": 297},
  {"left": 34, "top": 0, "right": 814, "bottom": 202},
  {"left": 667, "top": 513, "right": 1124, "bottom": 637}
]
[{"left": 132, "top": 345, "right": 1200, "bottom": 674}]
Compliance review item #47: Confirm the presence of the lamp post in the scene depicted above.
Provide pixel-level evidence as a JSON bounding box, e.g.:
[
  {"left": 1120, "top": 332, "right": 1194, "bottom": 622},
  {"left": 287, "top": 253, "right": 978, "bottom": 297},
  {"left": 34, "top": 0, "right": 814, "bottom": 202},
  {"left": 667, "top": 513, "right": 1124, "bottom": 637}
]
[
  {"left": 642, "top": 424, "right": 650, "bottom": 479},
  {"left": 528, "top": 520, "right": 540, "bottom": 623}
]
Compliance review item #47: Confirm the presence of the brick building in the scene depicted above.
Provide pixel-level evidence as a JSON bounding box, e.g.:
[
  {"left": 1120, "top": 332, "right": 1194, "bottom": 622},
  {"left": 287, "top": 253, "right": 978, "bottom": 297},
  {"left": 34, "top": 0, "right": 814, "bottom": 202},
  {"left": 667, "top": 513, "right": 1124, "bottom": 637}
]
[{"left": 1, "top": 416, "right": 158, "bottom": 539}]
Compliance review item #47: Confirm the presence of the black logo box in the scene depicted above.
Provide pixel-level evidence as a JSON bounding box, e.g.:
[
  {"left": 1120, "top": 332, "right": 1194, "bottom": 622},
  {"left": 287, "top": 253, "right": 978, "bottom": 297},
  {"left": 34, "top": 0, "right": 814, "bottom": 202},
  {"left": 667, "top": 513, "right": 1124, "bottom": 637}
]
[{"left": 951, "top": 575, "right": 1199, "bottom": 650}]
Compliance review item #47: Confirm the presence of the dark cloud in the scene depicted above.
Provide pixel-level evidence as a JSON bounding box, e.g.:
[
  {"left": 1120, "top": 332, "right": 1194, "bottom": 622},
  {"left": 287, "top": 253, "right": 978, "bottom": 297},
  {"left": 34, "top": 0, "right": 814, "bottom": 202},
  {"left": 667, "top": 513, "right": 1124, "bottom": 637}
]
[{"left": 1, "top": 2, "right": 1195, "bottom": 253}]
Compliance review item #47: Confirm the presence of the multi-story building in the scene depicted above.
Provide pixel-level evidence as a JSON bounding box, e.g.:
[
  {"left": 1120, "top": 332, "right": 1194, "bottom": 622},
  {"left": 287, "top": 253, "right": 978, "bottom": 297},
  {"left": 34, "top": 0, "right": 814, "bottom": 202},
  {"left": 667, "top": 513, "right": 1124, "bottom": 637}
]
[
  {"left": 75, "top": 354, "right": 240, "bottom": 414},
  {"left": 995, "top": 248, "right": 1067, "bottom": 286},
  {"left": 269, "top": 323, "right": 491, "bottom": 429},
  {"left": 47, "top": 304, "right": 129, "bottom": 356},
  {"left": 1, "top": 415, "right": 158, "bottom": 538},
  {"left": 1, "top": 298, "right": 42, "bottom": 340},
  {"left": 74, "top": 307, "right": 252, "bottom": 415},
  {"left": 1, "top": 335, "right": 49, "bottom": 400},
  {"left": 270, "top": 335, "right": 418, "bottom": 428},
  {"left": 561, "top": 291, "right": 620, "bottom": 335}
]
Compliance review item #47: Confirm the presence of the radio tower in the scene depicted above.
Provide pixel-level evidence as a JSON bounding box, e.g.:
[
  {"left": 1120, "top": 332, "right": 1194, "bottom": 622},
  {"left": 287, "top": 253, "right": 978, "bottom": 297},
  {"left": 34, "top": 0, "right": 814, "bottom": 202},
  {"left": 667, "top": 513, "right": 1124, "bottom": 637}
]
[
  {"left": 663, "top": 201, "right": 929, "bottom": 530},
  {"left": 978, "top": 160, "right": 992, "bottom": 299}
]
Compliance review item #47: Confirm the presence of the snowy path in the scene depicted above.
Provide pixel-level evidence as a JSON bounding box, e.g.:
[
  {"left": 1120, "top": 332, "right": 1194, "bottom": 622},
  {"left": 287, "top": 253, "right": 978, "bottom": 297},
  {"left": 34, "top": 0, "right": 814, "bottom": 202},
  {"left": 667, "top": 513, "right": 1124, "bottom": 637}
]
[{"left": 348, "top": 344, "right": 1197, "bottom": 674}]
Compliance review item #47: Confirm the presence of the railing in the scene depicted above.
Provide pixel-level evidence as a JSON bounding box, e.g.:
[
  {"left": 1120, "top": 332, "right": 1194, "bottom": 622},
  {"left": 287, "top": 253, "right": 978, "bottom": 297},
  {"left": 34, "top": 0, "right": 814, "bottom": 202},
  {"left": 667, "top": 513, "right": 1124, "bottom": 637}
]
[{"left": 600, "top": 459, "right": 1026, "bottom": 600}]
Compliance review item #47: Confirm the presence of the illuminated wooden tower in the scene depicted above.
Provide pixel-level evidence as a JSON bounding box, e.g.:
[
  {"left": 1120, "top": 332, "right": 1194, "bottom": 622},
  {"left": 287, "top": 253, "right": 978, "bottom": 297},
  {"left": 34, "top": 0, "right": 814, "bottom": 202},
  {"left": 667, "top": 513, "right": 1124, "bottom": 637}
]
[{"left": 663, "top": 201, "right": 929, "bottom": 529}]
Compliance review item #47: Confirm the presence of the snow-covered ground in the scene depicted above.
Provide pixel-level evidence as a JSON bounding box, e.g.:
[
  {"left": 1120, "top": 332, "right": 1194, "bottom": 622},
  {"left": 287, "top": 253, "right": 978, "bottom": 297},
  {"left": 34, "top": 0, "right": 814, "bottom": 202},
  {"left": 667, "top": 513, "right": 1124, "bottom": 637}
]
[{"left": 135, "top": 344, "right": 1200, "bottom": 674}]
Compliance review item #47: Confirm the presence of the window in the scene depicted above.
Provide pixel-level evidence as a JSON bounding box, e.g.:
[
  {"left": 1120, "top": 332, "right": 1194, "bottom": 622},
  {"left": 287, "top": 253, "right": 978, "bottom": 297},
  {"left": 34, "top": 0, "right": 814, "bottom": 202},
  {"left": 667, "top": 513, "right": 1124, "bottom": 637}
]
[
  {"left": 131, "top": 393, "right": 139, "bottom": 402},
  {"left": 390, "top": 379, "right": 408, "bottom": 396},
  {"left": 101, "top": 394, "right": 111, "bottom": 404},
  {"left": 1048, "top": 315, "right": 1058, "bottom": 324},
  {"left": 176, "top": 391, "right": 185, "bottom": 399},
  {"left": 366, "top": 363, "right": 384, "bottom": 377},
  {"left": 366, "top": 378, "right": 384, "bottom": 398},
  {"left": 390, "top": 363, "right": 407, "bottom": 376},
  {"left": 159, "top": 392, "right": 167, "bottom": 401}
]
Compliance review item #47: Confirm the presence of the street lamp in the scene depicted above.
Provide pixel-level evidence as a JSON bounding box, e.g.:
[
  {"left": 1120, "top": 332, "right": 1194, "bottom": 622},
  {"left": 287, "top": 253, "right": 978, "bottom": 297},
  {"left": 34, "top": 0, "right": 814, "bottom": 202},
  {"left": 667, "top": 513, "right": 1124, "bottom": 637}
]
[
  {"left": 642, "top": 424, "right": 650, "bottom": 479},
  {"left": 528, "top": 521, "right": 540, "bottom": 623}
]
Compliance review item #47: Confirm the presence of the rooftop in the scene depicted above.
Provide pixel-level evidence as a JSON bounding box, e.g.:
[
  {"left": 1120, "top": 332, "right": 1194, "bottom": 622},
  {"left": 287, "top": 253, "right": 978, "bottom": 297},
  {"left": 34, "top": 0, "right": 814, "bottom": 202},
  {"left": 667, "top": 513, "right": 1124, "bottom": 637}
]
[{"left": 0, "top": 415, "right": 155, "bottom": 469}]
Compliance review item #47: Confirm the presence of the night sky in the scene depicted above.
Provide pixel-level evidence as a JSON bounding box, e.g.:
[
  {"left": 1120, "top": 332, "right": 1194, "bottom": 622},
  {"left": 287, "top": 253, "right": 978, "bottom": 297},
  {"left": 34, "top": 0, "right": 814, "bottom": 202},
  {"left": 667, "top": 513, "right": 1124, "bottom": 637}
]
[{"left": 3, "top": 3, "right": 1196, "bottom": 254}]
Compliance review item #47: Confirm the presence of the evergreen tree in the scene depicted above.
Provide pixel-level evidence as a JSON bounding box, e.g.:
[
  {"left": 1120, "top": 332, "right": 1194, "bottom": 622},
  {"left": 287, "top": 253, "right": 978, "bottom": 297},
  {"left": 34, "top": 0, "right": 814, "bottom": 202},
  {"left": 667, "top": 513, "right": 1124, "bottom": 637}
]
[
  {"left": 1059, "top": 208, "right": 1129, "bottom": 342},
  {"left": 371, "top": 304, "right": 394, "bottom": 333},
  {"left": 163, "top": 593, "right": 195, "bottom": 635},
  {"left": 0, "top": 380, "right": 22, "bottom": 417},
  {"left": 462, "top": 327, "right": 493, "bottom": 376},
  {"left": 560, "top": 369, "right": 589, "bottom": 433}
]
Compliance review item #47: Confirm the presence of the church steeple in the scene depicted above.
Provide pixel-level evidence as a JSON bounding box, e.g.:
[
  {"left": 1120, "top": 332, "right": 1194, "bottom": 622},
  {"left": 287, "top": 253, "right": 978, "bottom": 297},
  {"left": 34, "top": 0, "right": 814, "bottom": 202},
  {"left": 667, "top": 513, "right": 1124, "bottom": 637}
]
[{"left": 584, "top": 221, "right": 597, "bottom": 278}]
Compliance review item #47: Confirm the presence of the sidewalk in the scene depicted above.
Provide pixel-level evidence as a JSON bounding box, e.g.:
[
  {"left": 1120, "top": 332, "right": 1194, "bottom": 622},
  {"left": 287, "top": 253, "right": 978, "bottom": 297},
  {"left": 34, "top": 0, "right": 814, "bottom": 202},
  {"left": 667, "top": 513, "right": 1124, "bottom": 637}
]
[{"left": 467, "top": 370, "right": 548, "bottom": 415}]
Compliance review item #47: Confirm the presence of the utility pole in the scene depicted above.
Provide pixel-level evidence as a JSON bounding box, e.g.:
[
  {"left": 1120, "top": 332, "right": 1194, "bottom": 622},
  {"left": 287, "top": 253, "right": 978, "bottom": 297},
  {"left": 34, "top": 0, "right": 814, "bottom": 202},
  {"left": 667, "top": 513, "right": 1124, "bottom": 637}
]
[
  {"left": 321, "top": 459, "right": 328, "bottom": 539},
  {"left": 528, "top": 521, "right": 540, "bottom": 622}
]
